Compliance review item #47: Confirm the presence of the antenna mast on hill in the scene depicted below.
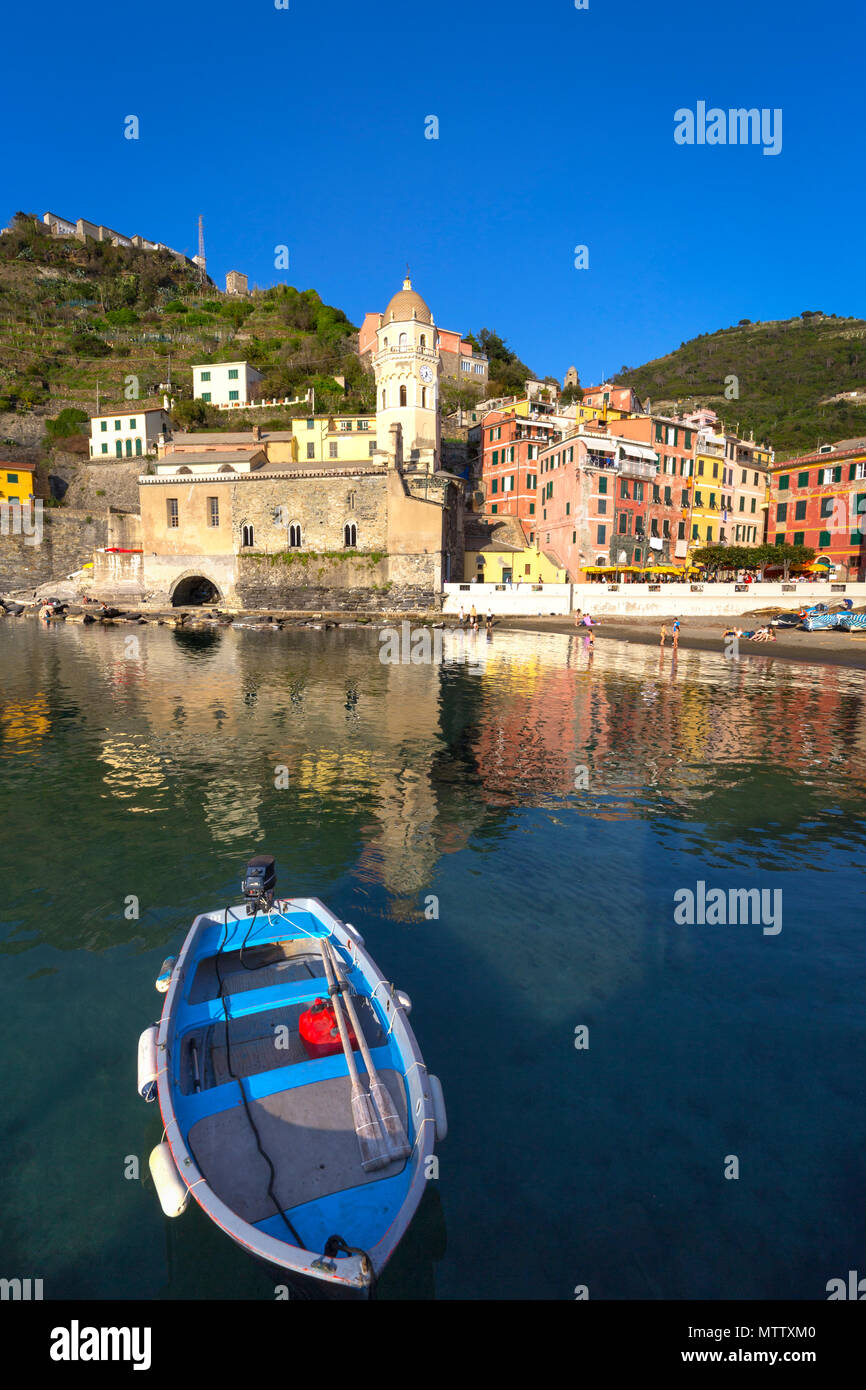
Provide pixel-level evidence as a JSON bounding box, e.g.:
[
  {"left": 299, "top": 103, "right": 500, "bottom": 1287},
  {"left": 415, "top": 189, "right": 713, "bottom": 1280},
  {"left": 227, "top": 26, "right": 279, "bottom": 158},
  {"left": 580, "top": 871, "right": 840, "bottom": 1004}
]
[{"left": 195, "top": 215, "right": 206, "bottom": 286}]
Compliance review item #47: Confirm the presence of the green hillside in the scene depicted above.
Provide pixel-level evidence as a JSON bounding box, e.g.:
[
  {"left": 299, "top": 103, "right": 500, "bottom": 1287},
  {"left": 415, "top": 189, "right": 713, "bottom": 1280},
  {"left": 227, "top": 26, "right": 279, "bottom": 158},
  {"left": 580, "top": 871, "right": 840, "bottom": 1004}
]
[
  {"left": 613, "top": 313, "right": 866, "bottom": 460},
  {"left": 4, "top": 212, "right": 864, "bottom": 468},
  {"left": 0, "top": 212, "right": 373, "bottom": 432}
]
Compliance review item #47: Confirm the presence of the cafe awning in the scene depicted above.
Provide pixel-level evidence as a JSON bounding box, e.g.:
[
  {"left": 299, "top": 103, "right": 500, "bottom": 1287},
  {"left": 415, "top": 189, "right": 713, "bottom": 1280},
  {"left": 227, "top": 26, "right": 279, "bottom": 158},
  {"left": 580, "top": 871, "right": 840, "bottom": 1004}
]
[{"left": 583, "top": 565, "right": 640, "bottom": 573}]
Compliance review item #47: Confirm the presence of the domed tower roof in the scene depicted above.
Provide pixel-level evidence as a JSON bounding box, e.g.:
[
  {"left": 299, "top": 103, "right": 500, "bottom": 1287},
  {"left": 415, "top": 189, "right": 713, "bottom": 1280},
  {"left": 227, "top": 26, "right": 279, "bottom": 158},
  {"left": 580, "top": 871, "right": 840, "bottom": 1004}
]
[{"left": 383, "top": 275, "right": 433, "bottom": 325}]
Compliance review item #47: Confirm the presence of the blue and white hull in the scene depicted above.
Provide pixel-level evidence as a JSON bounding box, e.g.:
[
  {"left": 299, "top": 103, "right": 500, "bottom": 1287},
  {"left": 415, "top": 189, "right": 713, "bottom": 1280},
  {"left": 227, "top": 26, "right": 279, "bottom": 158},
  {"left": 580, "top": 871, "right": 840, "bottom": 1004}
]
[{"left": 139, "top": 897, "right": 444, "bottom": 1296}]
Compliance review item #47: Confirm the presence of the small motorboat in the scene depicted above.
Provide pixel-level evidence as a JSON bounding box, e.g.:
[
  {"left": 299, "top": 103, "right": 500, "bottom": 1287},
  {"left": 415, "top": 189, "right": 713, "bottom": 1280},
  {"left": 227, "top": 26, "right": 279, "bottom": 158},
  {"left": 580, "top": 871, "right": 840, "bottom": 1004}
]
[
  {"left": 137, "top": 856, "right": 446, "bottom": 1297},
  {"left": 802, "top": 613, "right": 843, "bottom": 630},
  {"left": 838, "top": 610, "right": 866, "bottom": 631},
  {"left": 801, "top": 602, "right": 851, "bottom": 630}
]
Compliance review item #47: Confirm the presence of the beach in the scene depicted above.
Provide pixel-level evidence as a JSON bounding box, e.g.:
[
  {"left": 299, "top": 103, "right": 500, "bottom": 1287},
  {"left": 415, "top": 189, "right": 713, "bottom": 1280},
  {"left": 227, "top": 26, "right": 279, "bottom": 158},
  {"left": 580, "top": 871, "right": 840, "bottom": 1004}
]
[{"left": 497, "top": 614, "right": 866, "bottom": 670}]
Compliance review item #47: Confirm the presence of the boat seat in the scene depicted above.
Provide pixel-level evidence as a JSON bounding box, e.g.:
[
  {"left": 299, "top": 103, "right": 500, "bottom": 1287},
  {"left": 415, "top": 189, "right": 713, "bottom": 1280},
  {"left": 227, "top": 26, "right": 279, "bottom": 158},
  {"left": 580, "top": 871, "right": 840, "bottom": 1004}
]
[
  {"left": 189, "top": 944, "right": 326, "bottom": 1004},
  {"left": 180, "top": 995, "right": 386, "bottom": 1093}
]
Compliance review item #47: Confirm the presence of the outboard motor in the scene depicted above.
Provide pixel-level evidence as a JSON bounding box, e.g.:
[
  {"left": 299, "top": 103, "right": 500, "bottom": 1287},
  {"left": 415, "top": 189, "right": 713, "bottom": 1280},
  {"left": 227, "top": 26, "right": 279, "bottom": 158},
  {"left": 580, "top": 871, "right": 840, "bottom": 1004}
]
[{"left": 241, "top": 854, "right": 276, "bottom": 914}]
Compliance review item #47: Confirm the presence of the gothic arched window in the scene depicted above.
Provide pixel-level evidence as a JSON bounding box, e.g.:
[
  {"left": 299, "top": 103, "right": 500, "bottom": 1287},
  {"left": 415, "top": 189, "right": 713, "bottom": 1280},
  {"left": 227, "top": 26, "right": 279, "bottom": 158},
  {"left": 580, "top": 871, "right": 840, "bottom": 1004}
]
[
  {"left": 399, "top": 384, "right": 407, "bottom": 407},
  {"left": 288, "top": 523, "right": 301, "bottom": 548},
  {"left": 399, "top": 331, "right": 407, "bottom": 348},
  {"left": 241, "top": 523, "right": 255, "bottom": 548},
  {"left": 420, "top": 334, "right": 426, "bottom": 349},
  {"left": 343, "top": 522, "right": 357, "bottom": 548}
]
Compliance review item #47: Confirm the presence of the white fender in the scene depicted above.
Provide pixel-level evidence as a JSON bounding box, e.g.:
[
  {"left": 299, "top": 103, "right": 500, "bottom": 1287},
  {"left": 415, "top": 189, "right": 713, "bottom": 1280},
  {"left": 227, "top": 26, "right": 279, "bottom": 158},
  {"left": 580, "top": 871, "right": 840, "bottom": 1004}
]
[
  {"left": 137, "top": 1025, "right": 159, "bottom": 1102},
  {"left": 395, "top": 990, "right": 412, "bottom": 1014},
  {"left": 429, "top": 1073, "right": 447, "bottom": 1143},
  {"left": 149, "top": 1142, "right": 189, "bottom": 1218},
  {"left": 155, "top": 956, "right": 176, "bottom": 993},
  {"left": 343, "top": 921, "right": 365, "bottom": 947}
]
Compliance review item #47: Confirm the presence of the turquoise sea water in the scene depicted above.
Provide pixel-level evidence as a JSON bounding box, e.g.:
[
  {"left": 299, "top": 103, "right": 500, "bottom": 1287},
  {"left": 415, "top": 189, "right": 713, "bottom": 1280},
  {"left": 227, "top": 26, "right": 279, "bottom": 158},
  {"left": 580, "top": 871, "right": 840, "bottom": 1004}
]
[{"left": 1, "top": 619, "right": 864, "bottom": 1300}]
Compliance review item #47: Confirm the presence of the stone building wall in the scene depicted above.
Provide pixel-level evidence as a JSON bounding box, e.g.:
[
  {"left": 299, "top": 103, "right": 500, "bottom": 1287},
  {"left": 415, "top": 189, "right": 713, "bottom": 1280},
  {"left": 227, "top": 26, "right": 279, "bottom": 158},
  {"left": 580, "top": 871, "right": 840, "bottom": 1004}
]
[
  {"left": 230, "top": 470, "right": 389, "bottom": 554},
  {"left": 0, "top": 508, "right": 108, "bottom": 593},
  {"left": 234, "top": 550, "right": 440, "bottom": 611}
]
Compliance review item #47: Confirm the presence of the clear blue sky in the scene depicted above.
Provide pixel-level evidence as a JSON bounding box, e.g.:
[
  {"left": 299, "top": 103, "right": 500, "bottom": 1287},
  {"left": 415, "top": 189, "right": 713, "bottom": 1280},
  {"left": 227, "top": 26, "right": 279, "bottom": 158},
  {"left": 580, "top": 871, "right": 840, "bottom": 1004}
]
[{"left": 2, "top": 0, "right": 861, "bottom": 386}]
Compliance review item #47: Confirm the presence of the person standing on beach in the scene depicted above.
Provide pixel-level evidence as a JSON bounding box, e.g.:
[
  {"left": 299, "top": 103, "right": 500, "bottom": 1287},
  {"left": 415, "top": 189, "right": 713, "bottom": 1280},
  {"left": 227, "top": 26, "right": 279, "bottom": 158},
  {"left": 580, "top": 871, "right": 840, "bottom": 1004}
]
[
  {"left": 470, "top": 604, "right": 478, "bottom": 631},
  {"left": 672, "top": 618, "right": 680, "bottom": 652},
  {"left": 660, "top": 623, "right": 668, "bottom": 648},
  {"left": 459, "top": 604, "right": 465, "bottom": 629}
]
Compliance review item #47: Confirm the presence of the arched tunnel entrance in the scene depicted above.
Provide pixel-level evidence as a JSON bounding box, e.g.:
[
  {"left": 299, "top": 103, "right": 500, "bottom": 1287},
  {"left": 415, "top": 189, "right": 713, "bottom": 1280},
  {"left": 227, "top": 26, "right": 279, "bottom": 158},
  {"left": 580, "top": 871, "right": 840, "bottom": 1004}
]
[{"left": 171, "top": 575, "right": 221, "bottom": 607}]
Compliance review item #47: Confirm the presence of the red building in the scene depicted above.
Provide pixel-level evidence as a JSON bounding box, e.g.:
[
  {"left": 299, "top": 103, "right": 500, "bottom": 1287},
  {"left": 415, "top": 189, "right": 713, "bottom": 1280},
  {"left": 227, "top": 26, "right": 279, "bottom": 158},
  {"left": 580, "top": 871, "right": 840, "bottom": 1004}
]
[
  {"left": 769, "top": 440, "right": 866, "bottom": 578},
  {"left": 480, "top": 406, "right": 571, "bottom": 524}
]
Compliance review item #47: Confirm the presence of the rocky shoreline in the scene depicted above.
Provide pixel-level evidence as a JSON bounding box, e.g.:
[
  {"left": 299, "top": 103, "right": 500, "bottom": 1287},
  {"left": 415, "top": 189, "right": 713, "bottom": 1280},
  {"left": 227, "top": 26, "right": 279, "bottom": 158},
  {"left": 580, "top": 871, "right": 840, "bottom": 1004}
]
[
  {"left": 5, "top": 598, "right": 866, "bottom": 671},
  {"left": 0, "top": 598, "right": 447, "bottom": 632}
]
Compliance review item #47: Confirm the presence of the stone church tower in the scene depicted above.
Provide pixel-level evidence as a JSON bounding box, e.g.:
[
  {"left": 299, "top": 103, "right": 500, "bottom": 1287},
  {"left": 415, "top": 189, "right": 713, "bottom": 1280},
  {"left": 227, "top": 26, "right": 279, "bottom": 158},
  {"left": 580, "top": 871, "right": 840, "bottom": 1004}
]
[{"left": 373, "top": 276, "right": 441, "bottom": 472}]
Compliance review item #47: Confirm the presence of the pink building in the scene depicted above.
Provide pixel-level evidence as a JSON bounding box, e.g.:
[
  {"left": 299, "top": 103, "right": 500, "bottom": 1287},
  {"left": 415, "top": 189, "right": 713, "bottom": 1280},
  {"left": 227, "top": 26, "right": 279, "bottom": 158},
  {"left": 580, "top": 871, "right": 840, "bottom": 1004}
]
[
  {"left": 534, "top": 428, "right": 623, "bottom": 579},
  {"left": 580, "top": 382, "right": 645, "bottom": 414}
]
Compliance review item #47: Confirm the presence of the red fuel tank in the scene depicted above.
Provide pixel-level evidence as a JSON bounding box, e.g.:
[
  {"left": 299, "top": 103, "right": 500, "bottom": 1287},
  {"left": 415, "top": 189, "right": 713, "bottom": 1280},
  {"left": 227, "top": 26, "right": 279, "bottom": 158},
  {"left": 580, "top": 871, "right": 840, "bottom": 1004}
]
[{"left": 299, "top": 997, "right": 358, "bottom": 1059}]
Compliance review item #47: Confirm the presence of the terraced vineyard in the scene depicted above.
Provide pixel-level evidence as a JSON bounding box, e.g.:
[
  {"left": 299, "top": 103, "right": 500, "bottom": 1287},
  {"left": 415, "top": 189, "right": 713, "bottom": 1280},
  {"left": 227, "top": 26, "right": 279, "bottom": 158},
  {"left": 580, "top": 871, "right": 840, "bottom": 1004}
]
[{"left": 0, "top": 212, "right": 373, "bottom": 444}]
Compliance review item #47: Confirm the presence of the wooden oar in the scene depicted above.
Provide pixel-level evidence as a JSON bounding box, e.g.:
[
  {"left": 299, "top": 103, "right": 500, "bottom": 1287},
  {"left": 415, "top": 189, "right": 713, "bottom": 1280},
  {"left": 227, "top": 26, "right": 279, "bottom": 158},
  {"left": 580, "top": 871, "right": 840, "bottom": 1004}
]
[
  {"left": 319, "top": 938, "right": 389, "bottom": 1172},
  {"left": 326, "top": 940, "right": 410, "bottom": 1161}
]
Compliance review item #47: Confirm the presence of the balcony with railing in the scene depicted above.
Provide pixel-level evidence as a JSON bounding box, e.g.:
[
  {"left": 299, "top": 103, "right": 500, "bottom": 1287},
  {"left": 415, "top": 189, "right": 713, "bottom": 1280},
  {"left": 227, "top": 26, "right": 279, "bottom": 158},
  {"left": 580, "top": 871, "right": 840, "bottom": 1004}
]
[{"left": 618, "top": 456, "right": 657, "bottom": 481}]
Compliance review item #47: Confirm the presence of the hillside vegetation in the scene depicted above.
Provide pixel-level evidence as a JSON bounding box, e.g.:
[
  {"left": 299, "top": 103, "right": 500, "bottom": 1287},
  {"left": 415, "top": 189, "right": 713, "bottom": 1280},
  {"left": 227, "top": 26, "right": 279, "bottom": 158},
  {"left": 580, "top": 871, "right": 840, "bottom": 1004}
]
[
  {"left": 4, "top": 213, "right": 864, "bottom": 468},
  {"left": 613, "top": 312, "right": 866, "bottom": 460},
  {"left": 0, "top": 213, "right": 373, "bottom": 431}
]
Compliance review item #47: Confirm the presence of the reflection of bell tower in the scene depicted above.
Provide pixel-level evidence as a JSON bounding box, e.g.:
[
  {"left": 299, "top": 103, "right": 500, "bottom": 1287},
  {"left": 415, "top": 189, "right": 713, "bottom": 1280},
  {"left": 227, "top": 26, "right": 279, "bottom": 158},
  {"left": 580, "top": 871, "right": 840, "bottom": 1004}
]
[{"left": 374, "top": 274, "right": 440, "bottom": 471}]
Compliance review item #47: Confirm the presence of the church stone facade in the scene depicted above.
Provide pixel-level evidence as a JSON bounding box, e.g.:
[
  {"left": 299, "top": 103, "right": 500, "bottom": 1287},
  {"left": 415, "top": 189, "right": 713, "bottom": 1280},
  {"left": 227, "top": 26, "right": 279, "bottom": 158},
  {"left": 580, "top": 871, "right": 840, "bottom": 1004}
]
[{"left": 134, "top": 278, "right": 465, "bottom": 609}]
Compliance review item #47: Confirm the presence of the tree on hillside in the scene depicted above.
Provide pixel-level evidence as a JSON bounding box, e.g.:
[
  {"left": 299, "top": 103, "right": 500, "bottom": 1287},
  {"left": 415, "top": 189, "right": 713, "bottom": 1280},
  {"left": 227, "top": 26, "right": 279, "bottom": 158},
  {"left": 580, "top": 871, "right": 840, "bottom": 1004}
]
[
  {"left": 468, "top": 327, "right": 536, "bottom": 395},
  {"left": 171, "top": 399, "right": 212, "bottom": 430},
  {"left": 560, "top": 384, "right": 584, "bottom": 405}
]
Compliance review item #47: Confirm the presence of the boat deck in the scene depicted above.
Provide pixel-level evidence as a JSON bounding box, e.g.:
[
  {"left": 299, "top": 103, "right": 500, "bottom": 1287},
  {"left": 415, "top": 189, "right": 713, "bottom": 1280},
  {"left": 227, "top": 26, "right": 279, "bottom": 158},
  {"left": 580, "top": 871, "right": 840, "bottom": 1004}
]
[{"left": 188, "top": 1070, "right": 409, "bottom": 1221}]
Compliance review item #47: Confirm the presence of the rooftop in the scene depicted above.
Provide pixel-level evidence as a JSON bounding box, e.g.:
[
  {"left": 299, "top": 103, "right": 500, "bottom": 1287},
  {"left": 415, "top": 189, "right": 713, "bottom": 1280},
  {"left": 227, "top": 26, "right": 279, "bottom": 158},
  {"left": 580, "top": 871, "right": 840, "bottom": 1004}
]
[
  {"left": 92, "top": 402, "right": 169, "bottom": 420},
  {"left": 465, "top": 513, "right": 528, "bottom": 553},
  {"left": 158, "top": 450, "right": 266, "bottom": 469},
  {"left": 772, "top": 441, "right": 866, "bottom": 470}
]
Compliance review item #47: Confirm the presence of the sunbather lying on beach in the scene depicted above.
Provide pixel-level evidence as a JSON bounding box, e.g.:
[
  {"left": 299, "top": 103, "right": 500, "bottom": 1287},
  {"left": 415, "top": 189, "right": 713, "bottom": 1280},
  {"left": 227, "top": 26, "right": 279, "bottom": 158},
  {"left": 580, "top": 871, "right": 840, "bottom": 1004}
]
[{"left": 722, "top": 626, "right": 777, "bottom": 642}]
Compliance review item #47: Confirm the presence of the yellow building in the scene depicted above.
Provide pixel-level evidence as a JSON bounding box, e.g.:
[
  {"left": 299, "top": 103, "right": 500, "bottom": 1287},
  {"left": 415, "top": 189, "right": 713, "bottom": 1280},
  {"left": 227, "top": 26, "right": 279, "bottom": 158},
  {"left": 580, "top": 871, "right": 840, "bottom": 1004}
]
[
  {"left": 158, "top": 419, "right": 379, "bottom": 471},
  {"left": 492, "top": 397, "right": 621, "bottom": 428},
  {"left": 687, "top": 430, "right": 727, "bottom": 553},
  {"left": 268, "top": 415, "right": 378, "bottom": 466},
  {"left": 464, "top": 513, "right": 566, "bottom": 584},
  {"left": 0, "top": 461, "right": 36, "bottom": 505}
]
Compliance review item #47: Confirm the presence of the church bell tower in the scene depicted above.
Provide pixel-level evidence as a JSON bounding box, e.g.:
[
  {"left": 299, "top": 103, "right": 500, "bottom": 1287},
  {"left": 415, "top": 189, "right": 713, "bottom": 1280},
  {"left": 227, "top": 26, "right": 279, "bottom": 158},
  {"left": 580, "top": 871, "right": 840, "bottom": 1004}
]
[{"left": 373, "top": 275, "right": 440, "bottom": 471}]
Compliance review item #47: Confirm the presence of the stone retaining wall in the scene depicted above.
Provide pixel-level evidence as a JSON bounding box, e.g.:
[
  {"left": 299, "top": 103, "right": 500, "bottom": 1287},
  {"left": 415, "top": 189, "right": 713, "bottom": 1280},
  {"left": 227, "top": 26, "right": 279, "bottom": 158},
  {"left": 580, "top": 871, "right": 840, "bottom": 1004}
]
[
  {"left": 235, "top": 550, "right": 440, "bottom": 611},
  {"left": 0, "top": 508, "right": 107, "bottom": 594}
]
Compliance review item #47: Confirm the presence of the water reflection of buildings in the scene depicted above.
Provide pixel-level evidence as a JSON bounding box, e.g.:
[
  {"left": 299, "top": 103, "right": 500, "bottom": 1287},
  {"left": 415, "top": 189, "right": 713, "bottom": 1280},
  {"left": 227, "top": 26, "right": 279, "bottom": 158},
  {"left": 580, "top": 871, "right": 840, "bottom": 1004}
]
[
  {"left": 464, "top": 634, "right": 866, "bottom": 819},
  {"left": 7, "top": 622, "right": 866, "bottom": 917},
  {"left": 0, "top": 694, "right": 50, "bottom": 749}
]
